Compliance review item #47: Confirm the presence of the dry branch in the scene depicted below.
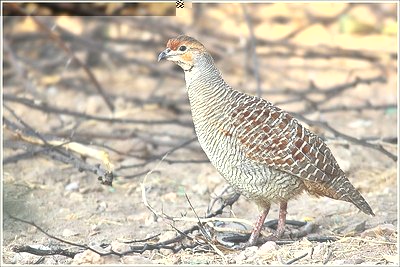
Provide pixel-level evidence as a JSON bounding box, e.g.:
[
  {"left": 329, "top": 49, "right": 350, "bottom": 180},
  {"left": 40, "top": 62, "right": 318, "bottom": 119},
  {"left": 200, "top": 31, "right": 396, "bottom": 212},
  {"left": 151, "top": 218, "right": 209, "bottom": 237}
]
[
  {"left": 4, "top": 94, "right": 192, "bottom": 127},
  {"left": 3, "top": 117, "right": 114, "bottom": 186}
]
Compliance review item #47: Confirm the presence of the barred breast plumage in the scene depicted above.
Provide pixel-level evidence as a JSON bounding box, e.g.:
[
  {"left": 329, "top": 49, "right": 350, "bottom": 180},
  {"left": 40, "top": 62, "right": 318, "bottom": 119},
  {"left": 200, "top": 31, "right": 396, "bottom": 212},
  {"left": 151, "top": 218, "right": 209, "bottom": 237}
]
[{"left": 158, "top": 35, "right": 374, "bottom": 247}]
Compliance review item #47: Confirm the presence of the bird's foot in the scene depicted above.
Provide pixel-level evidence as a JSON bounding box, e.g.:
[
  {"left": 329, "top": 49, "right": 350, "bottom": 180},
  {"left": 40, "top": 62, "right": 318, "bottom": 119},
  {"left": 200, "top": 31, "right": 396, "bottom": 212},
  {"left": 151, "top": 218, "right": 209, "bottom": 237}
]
[
  {"left": 228, "top": 232, "right": 276, "bottom": 250},
  {"left": 268, "top": 220, "right": 317, "bottom": 240},
  {"left": 231, "top": 237, "right": 277, "bottom": 250},
  {"left": 224, "top": 220, "right": 314, "bottom": 250}
]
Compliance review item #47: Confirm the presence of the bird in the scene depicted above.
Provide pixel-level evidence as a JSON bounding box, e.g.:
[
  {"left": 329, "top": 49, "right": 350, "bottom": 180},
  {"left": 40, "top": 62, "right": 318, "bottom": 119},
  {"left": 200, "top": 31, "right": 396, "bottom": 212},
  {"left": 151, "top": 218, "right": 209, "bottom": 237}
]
[{"left": 158, "top": 35, "right": 374, "bottom": 247}]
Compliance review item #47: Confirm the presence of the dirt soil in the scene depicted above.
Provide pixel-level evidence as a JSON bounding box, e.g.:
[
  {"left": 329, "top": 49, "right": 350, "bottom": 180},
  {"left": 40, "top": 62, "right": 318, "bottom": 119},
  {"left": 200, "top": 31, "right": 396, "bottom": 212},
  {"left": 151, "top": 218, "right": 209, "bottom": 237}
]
[{"left": 2, "top": 3, "right": 398, "bottom": 265}]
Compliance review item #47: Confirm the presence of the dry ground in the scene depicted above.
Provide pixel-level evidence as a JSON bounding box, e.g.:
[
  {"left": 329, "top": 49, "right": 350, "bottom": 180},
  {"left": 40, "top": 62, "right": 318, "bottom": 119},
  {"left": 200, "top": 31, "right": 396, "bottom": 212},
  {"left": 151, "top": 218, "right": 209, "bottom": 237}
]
[{"left": 2, "top": 3, "right": 398, "bottom": 265}]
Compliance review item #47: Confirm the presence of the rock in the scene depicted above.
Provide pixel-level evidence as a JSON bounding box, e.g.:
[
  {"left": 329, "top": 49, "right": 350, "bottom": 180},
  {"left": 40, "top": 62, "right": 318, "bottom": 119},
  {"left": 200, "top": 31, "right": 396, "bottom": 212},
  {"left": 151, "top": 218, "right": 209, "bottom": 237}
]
[
  {"left": 121, "top": 255, "right": 152, "bottom": 264},
  {"left": 160, "top": 248, "right": 173, "bottom": 256},
  {"left": 91, "top": 224, "right": 101, "bottom": 231},
  {"left": 27, "top": 226, "right": 37, "bottom": 233},
  {"left": 158, "top": 231, "right": 177, "bottom": 242},
  {"left": 110, "top": 240, "right": 131, "bottom": 254},
  {"left": 79, "top": 187, "right": 90, "bottom": 194},
  {"left": 256, "top": 241, "right": 278, "bottom": 257},
  {"left": 73, "top": 249, "right": 104, "bottom": 264},
  {"left": 234, "top": 251, "right": 247, "bottom": 264},
  {"left": 65, "top": 182, "right": 79, "bottom": 191},
  {"left": 62, "top": 229, "right": 79, "bottom": 237},
  {"left": 96, "top": 201, "right": 107, "bottom": 212},
  {"left": 234, "top": 246, "right": 258, "bottom": 263},
  {"left": 344, "top": 258, "right": 364, "bottom": 264},
  {"left": 361, "top": 224, "right": 397, "bottom": 238},
  {"left": 103, "top": 255, "right": 121, "bottom": 264}
]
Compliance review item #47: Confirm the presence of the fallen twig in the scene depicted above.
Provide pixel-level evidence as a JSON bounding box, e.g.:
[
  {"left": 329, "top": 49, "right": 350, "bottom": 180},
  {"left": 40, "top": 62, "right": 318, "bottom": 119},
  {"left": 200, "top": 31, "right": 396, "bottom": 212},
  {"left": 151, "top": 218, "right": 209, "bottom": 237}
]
[
  {"left": 184, "top": 193, "right": 227, "bottom": 262},
  {"left": 3, "top": 117, "right": 114, "bottom": 186},
  {"left": 286, "top": 252, "right": 309, "bottom": 265},
  {"left": 6, "top": 212, "right": 117, "bottom": 257},
  {"left": 12, "top": 246, "right": 77, "bottom": 258}
]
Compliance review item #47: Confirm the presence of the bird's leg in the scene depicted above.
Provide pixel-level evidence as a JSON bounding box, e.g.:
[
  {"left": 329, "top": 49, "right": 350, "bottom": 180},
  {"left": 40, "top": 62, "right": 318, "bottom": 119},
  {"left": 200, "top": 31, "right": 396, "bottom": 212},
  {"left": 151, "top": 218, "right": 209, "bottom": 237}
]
[
  {"left": 276, "top": 201, "right": 287, "bottom": 238},
  {"left": 246, "top": 205, "right": 270, "bottom": 246}
]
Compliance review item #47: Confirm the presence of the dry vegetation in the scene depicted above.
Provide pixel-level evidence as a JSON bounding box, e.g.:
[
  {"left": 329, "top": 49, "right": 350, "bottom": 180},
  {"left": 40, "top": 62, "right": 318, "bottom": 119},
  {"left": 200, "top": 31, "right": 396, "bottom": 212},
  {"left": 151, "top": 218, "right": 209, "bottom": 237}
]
[{"left": 2, "top": 2, "right": 398, "bottom": 265}]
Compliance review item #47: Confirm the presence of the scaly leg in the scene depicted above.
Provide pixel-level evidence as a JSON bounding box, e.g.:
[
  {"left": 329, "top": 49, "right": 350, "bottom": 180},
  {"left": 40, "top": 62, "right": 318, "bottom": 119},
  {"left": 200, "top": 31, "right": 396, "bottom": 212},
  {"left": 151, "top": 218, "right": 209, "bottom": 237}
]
[
  {"left": 246, "top": 205, "right": 270, "bottom": 246},
  {"left": 276, "top": 201, "right": 287, "bottom": 238}
]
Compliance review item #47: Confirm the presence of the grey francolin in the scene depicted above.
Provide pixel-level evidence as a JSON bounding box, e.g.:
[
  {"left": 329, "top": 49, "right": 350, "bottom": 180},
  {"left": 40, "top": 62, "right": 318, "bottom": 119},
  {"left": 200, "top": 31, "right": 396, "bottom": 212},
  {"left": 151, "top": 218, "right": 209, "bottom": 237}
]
[{"left": 158, "top": 35, "right": 374, "bottom": 247}]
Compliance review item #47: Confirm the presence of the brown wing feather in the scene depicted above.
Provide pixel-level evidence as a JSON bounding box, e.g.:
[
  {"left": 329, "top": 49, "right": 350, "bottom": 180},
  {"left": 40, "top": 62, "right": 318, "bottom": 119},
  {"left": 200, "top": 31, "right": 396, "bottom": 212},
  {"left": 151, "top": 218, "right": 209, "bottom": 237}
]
[
  {"left": 226, "top": 94, "right": 374, "bottom": 215},
  {"left": 227, "top": 95, "right": 344, "bottom": 191}
]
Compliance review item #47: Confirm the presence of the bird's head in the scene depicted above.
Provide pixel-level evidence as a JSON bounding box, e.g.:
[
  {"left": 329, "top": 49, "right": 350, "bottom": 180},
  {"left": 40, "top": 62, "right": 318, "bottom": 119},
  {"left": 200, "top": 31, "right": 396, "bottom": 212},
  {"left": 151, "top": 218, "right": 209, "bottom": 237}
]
[{"left": 158, "top": 35, "right": 207, "bottom": 72}]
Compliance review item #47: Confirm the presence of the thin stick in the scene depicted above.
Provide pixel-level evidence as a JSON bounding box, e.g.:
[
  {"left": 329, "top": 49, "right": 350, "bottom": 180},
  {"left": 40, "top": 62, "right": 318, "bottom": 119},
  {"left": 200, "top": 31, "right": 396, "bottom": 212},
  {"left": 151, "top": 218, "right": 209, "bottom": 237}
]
[
  {"left": 286, "top": 252, "right": 309, "bottom": 265},
  {"left": 6, "top": 212, "right": 120, "bottom": 257},
  {"left": 184, "top": 193, "right": 227, "bottom": 261}
]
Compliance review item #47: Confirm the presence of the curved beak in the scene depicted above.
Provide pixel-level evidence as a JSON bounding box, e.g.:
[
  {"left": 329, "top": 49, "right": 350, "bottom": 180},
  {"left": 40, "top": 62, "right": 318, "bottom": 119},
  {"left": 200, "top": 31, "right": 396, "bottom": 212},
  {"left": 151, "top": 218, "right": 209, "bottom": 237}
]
[{"left": 157, "top": 49, "right": 169, "bottom": 62}]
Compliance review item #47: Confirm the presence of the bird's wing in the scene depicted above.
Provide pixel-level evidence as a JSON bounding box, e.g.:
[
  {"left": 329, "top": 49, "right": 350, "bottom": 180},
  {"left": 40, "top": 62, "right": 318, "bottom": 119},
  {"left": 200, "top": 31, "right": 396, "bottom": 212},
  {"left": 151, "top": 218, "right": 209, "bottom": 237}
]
[{"left": 226, "top": 94, "right": 345, "bottom": 196}]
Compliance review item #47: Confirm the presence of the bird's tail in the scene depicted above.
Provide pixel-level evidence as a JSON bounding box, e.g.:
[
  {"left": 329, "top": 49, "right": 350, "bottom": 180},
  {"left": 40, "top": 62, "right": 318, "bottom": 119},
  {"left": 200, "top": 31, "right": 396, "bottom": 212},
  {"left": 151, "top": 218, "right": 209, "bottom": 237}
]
[
  {"left": 345, "top": 187, "right": 375, "bottom": 216},
  {"left": 304, "top": 176, "right": 375, "bottom": 216},
  {"left": 336, "top": 177, "right": 375, "bottom": 216}
]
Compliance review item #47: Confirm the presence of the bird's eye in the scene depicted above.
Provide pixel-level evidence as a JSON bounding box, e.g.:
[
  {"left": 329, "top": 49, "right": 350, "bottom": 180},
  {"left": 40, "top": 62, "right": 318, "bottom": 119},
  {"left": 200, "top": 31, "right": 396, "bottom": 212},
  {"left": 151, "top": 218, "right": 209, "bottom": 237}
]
[{"left": 179, "top": 45, "right": 187, "bottom": 51}]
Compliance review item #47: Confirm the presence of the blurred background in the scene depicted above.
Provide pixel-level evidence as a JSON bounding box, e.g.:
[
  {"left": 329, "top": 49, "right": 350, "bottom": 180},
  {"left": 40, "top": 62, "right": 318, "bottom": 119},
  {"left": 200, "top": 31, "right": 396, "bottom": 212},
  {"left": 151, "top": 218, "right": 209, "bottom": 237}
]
[{"left": 2, "top": 2, "right": 398, "bottom": 265}]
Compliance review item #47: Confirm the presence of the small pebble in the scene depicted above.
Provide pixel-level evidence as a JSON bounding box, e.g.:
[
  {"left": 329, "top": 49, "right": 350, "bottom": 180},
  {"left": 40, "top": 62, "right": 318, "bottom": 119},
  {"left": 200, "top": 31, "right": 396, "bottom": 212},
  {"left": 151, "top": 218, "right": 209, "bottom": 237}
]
[
  {"left": 65, "top": 182, "right": 79, "bottom": 191},
  {"left": 361, "top": 224, "right": 396, "bottom": 237},
  {"left": 73, "top": 250, "right": 104, "bottom": 264},
  {"left": 121, "top": 255, "right": 152, "bottom": 264},
  {"left": 110, "top": 240, "right": 130, "bottom": 253},
  {"left": 62, "top": 229, "right": 78, "bottom": 237},
  {"left": 96, "top": 201, "right": 107, "bottom": 212},
  {"left": 256, "top": 241, "right": 278, "bottom": 256}
]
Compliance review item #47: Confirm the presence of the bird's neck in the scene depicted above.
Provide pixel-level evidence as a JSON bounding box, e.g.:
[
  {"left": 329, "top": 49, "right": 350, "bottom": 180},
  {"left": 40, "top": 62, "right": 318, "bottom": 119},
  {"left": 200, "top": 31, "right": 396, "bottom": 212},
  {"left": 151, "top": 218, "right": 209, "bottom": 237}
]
[
  {"left": 184, "top": 53, "right": 219, "bottom": 85},
  {"left": 184, "top": 56, "right": 234, "bottom": 127},
  {"left": 184, "top": 54, "right": 231, "bottom": 102},
  {"left": 185, "top": 65, "right": 229, "bottom": 104}
]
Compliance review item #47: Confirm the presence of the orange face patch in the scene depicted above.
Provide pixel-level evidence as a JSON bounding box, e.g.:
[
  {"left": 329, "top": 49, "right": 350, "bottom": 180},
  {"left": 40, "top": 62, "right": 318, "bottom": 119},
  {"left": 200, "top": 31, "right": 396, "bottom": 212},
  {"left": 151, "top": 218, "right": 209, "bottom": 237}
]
[{"left": 181, "top": 52, "right": 192, "bottom": 61}]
